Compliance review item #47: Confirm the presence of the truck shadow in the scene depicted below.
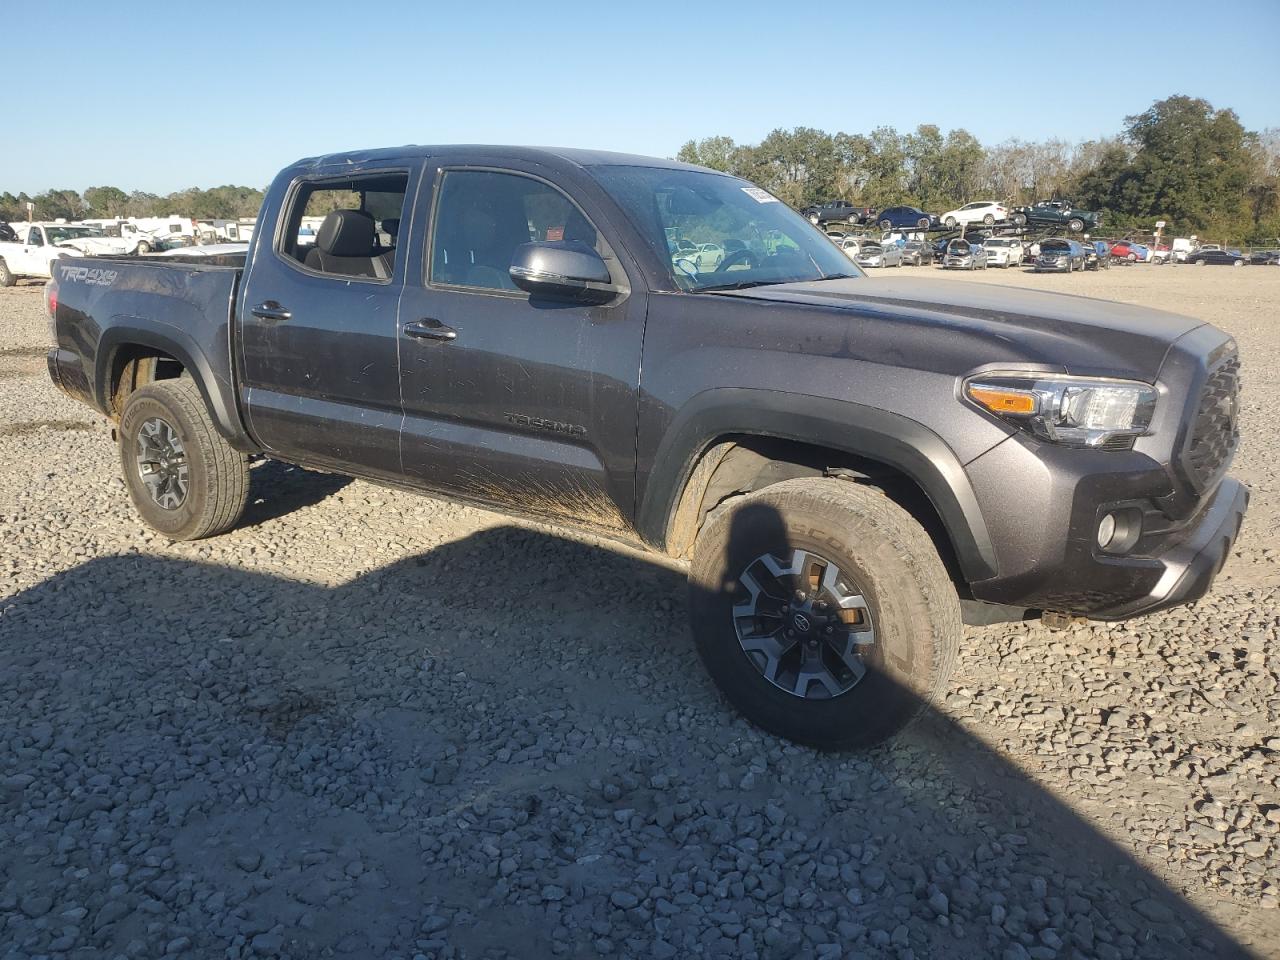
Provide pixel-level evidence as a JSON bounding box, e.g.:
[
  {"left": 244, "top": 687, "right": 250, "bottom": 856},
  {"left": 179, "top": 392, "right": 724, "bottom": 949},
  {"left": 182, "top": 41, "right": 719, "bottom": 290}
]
[
  {"left": 238, "top": 459, "right": 353, "bottom": 528},
  {"left": 0, "top": 505, "right": 1258, "bottom": 959}
]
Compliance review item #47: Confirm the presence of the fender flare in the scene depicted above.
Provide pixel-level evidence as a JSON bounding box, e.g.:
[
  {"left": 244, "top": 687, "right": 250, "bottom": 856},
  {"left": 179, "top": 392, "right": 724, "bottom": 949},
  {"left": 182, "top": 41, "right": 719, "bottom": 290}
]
[
  {"left": 638, "top": 388, "right": 998, "bottom": 582},
  {"left": 95, "top": 320, "right": 255, "bottom": 451}
]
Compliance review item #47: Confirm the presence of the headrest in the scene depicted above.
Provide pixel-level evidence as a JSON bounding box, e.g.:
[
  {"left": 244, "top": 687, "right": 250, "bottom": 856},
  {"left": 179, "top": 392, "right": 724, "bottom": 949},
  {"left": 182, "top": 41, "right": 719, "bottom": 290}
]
[
  {"left": 317, "top": 210, "right": 376, "bottom": 257},
  {"left": 383, "top": 218, "right": 400, "bottom": 239}
]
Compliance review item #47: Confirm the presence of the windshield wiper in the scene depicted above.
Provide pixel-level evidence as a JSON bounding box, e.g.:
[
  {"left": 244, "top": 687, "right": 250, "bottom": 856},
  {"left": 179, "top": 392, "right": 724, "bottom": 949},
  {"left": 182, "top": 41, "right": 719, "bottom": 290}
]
[
  {"left": 695, "top": 279, "right": 784, "bottom": 292},
  {"left": 819, "top": 273, "right": 858, "bottom": 281}
]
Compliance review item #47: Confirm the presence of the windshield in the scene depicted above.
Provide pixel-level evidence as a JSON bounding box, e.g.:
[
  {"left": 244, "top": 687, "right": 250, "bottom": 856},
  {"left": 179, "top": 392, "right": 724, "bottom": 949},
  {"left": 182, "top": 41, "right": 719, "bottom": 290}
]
[
  {"left": 590, "top": 165, "right": 858, "bottom": 291},
  {"left": 984, "top": 239, "right": 1010, "bottom": 247},
  {"left": 46, "top": 226, "right": 104, "bottom": 243}
]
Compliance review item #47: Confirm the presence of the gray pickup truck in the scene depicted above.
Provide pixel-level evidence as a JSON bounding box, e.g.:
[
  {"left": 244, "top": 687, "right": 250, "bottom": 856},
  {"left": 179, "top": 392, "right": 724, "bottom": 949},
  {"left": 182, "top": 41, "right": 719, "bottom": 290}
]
[{"left": 45, "top": 145, "right": 1246, "bottom": 748}]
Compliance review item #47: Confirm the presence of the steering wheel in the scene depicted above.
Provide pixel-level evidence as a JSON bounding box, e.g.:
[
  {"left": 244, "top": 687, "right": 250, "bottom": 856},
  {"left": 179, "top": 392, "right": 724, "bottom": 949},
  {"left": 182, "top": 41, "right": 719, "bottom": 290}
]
[{"left": 716, "top": 248, "right": 757, "bottom": 272}]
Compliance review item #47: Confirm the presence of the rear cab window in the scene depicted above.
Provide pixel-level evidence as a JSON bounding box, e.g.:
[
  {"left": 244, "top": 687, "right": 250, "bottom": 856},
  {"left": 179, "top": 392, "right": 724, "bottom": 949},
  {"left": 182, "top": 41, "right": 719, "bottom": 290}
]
[{"left": 277, "top": 172, "right": 409, "bottom": 283}]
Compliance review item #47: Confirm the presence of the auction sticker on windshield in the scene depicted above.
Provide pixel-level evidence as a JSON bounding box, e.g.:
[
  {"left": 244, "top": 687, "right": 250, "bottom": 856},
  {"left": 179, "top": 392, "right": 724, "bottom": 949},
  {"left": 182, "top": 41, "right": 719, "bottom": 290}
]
[{"left": 741, "top": 187, "right": 778, "bottom": 203}]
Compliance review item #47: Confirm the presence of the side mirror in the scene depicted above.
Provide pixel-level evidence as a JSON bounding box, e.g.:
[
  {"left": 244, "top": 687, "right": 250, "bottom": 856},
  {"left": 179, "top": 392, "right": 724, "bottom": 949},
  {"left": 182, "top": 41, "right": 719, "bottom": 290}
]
[{"left": 509, "top": 241, "right": 618, "bottom": 304}]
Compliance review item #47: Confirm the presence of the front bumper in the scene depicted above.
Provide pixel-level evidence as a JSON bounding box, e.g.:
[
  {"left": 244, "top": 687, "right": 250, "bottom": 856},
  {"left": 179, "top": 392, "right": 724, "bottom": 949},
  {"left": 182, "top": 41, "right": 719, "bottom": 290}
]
[
  {"left": 1035, "top": 258, "right": 1069, "bottom": 272},
  {"left": 964, "top": 425, "right": 1248, "bottom": 619}
]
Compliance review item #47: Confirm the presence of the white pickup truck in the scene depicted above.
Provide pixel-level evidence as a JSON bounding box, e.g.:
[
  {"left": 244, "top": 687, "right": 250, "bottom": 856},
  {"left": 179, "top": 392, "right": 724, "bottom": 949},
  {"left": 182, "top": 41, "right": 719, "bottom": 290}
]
[{"left": 0, "top": 223, "right": 135, "bottom": 285}]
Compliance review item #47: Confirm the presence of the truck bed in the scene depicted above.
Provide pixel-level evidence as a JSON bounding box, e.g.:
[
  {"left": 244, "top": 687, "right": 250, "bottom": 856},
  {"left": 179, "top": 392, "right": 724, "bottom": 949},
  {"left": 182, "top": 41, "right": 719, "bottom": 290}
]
[{"left": 47, "top": 255, "right": 252, "bottom": 449}]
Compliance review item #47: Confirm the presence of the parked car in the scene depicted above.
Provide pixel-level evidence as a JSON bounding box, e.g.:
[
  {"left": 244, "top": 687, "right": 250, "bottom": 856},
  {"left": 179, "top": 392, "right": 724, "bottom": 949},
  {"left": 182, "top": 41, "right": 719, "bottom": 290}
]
[
  {"left": 939, "top": 201, "right": 1009, "bottom": 229},
  {"left": 1035, "top": 238, "right": 1087, "bottom": 272},
  {"left": 978, "top": 237, "right": 1024, "bottom": 268},
  {"left": 825, "top": 230, "right": 847, "bottom": 244},
  {"left": 1248, "top": 250, "right": 1279, "bottom": 265},
  {"left": 1110, "top": 241, "right": 1150, "bottom": 263},
  {"left": 875, "top": 206, "right": 937, "bottom": 231},
  {"left": 1011, "top": 200, "right": 1102, "bottom": 233},
  {"left": 838, "top": 236, "right": 871, "bottom": 260},
  {"left": 941, "top": 238, "right": 987, "bottom": 270},
  {"left": 1187, "top": 249, "right": 1247, "bottom": 266},
  {"left": 901, "top": 240, "right": 935, "bottom": 266},
  {"left": 45, "top": 143, "right": 1247, "bottom": 750},
  {"left": 854, "top": 242, "right": 903, "bottom": 268},
  {"left": 0, "top": 222, "right": 17, "bottom": 243},
  {"left": 1084, "top": 240, "right": 1111, "bottom": 270},
  {"left": 801, "top": 201, "right": 874, "bottom": 225}
]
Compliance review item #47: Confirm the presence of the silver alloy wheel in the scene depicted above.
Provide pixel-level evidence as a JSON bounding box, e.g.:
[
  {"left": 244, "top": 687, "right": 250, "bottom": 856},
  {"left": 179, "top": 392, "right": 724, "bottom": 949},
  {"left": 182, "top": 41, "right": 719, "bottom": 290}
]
[
  {"left": 732, "top": 549, "right": 875, "bottom": 699},
  {"left": 135, "top": 416, "right": 189, "bottom": 510}
]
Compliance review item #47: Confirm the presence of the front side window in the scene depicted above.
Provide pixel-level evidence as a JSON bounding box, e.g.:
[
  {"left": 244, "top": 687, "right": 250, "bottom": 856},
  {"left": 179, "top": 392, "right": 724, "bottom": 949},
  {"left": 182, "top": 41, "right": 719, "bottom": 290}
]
[
  {"left": 591, "top": 165, "right": 856, "bottom": 291},
  {"left": 28, "top": 229, "right": 43, "bottom": 246},
  {"left": 429, "top": 170, "right": 611, "bottom": 292},
  {"left": 279, "top": 171, "right": 408, "bottom": 281}
]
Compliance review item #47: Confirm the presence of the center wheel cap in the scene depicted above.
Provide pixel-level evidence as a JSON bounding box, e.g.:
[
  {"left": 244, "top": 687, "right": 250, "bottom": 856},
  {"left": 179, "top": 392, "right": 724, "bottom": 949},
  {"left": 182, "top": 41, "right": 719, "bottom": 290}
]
[{"left": 732, "top": 549, "right": 876, "bottom": 700}]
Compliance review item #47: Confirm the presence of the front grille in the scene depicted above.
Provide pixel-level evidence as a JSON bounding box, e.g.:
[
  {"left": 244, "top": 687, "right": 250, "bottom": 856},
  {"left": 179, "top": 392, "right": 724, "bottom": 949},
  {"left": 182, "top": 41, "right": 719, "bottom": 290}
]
[{"left": 1183, "top": 355, "right": 1240, "bottom": 491}]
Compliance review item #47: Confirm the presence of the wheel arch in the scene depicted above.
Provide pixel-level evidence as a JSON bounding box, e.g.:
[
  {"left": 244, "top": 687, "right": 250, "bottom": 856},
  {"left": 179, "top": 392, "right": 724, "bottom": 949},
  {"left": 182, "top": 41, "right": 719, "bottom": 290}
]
[
  {"left": 96, "top": 324, "right": 255, "bottom": 451},
  {"left": 639, "top": 389, "right": 998, "bottom": 583}
]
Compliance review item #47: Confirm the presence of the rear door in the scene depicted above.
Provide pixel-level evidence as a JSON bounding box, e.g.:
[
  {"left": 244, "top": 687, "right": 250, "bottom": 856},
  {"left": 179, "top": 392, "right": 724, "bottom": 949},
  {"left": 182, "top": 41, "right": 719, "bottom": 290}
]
[
  {"left": 394, "top": 160, "right": 645, "bottom": 534},
  {"left": 238, "top": 159, "right": 420, "bottom": 478}
]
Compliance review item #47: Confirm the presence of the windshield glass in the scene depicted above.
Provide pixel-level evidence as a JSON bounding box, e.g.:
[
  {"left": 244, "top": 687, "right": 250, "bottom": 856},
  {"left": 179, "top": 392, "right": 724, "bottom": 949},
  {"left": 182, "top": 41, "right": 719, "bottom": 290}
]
[
  {"left": 45, "top": 226, "right": 104, "bottom": 243},
  {"left": 984, "top": 239, "right": 1010, "bottom": 247},
  {"left": 590, "top": 165, "right": 858, "bottom": 291}
]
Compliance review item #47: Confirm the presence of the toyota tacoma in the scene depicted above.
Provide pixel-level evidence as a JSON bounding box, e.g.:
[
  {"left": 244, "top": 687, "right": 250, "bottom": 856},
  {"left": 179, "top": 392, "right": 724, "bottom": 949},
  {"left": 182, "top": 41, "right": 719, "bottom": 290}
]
[{"left": 45, "top": 145, "right": 1247, "bottom": 748}]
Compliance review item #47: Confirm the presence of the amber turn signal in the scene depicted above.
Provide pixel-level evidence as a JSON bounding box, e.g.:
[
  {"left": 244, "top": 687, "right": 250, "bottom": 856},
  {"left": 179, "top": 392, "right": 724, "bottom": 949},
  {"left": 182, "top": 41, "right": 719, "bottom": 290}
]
[{"left": 967, "top": 385, "right": 1037, "bottom": 415}]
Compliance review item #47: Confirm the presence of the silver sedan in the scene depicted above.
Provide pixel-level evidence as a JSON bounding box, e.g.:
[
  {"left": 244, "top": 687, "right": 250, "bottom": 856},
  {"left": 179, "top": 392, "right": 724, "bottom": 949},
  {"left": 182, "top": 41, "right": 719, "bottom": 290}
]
[{"left": 853, "top": 243, "right": 903, "bottom": 268}]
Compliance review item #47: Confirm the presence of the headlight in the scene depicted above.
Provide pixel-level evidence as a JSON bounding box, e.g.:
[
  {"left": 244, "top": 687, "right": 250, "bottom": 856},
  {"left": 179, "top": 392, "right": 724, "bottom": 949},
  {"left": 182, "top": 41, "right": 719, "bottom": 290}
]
[{"left": 964, "top": 373, "right": 1157, "bottom": 448}]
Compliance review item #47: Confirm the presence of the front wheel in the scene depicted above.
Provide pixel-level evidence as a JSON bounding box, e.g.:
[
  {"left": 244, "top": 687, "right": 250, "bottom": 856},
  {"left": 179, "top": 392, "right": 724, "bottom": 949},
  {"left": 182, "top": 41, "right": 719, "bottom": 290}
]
[
  {"left": 1068, "top": 219, "right": 1084, "bottom": 232},
  {"left": 688, "top": 478, "right": 960, "bottom": 749},
  {"left": 119, "top": 378, "right": 250, "bottom": 540},
  {"left": 983, "top": 214, "right": 995, "bottom": 225},
  {"left": 0, "top": 259, "right": 13, "bottom": 287},
  {"left": 136, "top": 241, "right": 151, "bottom": 255},
  {"left": 1012, "top": 213, "right": 1027, "bottom": 226}
]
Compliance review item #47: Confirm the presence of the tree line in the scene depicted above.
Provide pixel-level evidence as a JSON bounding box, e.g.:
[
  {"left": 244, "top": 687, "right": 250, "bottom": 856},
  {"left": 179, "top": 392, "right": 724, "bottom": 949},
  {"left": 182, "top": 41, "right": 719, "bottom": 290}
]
[
  {"left": 0, "top": 184, "right": 265, "bottom": 225},
  {"left": 4, "top": 96, "right": 1277, "bottom": 241},
  {"left": 677, "top": 96, "right": 1279, "bottom": 242}
]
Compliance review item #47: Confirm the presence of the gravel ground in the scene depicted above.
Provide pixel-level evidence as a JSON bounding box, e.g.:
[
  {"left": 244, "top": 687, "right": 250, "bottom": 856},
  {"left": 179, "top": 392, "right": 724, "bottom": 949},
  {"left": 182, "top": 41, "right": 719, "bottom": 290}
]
[{"left": 1, "top": 265, "right": 1276, "bottom": 960}]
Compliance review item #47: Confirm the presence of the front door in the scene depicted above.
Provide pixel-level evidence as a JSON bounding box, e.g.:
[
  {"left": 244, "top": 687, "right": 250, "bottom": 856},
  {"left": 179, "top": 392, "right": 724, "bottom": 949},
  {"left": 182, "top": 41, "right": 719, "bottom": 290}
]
[
  {"left": 395, "top": 163, "right": 645, "bottom": 534},
  {"left": 238, "top": 160, "right": 420, "bottom": 478}
]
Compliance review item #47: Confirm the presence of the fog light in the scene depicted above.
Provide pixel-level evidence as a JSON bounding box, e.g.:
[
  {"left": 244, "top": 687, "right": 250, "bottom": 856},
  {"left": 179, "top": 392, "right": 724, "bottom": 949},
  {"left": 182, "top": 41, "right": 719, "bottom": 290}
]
[{"left": 1097, "top": 513, "right": 1117, "bottom": 549}]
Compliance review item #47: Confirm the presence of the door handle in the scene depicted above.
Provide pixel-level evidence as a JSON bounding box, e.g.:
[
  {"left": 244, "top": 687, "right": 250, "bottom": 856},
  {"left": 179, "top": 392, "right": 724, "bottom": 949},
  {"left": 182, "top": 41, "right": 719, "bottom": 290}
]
[
  {"left": 251, "top": 301, "right": 292, "bottom": 322},
  {"left": 403, "top": 319, "right": 457, "bottom": 342}
]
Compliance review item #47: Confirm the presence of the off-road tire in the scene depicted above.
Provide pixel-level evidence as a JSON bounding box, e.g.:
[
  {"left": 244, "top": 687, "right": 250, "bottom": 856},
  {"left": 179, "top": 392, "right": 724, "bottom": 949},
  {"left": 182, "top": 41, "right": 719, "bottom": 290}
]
[
  {"left": 119, "top": 378, "right": 249, "bottom": 540},
  {"left": 0, "top": 259, "right": 14, "bottom": 287},
  {"left": 688, "top": 478, "right": 961, "bottom": 749}
]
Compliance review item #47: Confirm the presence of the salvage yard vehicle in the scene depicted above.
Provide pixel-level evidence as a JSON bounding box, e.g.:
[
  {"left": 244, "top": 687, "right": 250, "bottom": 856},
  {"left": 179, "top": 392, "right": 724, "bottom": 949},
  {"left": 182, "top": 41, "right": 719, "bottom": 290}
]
[
  {"left": 941, "top": 238, "right": 987, "bottom": 270},
  {"left": 977, "top": 237, "right": 1023, "bottom": 268},
  {"left": 901, "top": 239, "right": 934, "bottom": 266},
  {"left": 1187, "top": 248, "right": 1247, "bottom": 266},
  {"left": 876, "top": 205, "right": 938, "bottom": 231},
  {"left": 853, "top": 242, "right": 903, "bottom": 268},
  {"left": 1035, "top": 237, "right": 1087, "bottom": 272},
  {"left": 1, "top": 223, "right": 133, "bottom": 285},
  {"left": 1012, "top": 200, "right": 1102, "bottom": 233},
  {"left": 1084, "top": 240, "right": 1111, "bottom": 270},
  {"left": 801, "top": 200, "right": 873, "bottom": 225},
  {"left": 45, "top": 145, "right": 1248, "bottom": 749},
  {"left": 940, "top": 201, "right": 1008, "bottom": 228},
  {"left": 1110, "top": 240, "right": 1150, "bottom": 263}
]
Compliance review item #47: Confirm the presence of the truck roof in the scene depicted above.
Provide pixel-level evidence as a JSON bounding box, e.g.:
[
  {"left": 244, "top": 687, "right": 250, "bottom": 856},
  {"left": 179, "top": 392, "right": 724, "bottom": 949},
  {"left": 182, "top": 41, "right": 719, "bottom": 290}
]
[{"left": 290, "top": 144, "right": 709, "bottom": 173}]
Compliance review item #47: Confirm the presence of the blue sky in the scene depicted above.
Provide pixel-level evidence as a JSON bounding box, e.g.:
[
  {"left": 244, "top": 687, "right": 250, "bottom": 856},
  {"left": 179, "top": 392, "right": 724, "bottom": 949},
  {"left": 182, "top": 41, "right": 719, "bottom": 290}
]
[{"left": 9, "top": 0, "right": 1278, "bottom": 194}]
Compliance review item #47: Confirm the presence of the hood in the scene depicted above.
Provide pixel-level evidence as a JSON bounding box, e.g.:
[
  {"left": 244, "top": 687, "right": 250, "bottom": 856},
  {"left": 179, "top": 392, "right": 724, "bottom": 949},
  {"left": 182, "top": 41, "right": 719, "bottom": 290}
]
[
  {"left": 708, "top": 276, "right": 1204, "bottom": 378},
  {"left": 55, "top": 237, "right": 131, "bottom": 255}
]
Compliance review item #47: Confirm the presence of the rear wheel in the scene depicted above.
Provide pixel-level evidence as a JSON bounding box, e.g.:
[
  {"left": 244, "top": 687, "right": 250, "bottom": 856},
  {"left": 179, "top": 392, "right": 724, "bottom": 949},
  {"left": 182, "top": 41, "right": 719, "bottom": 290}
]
[
  {"left": 944, "top": 216, "right": 957, "bottom": 228},
  {"left": 1013, "top": 213, "right": 1027, "bottom": 226},
  {"left": 879, "top": 219, "right": 892, "bottom": 231},
  {"left": 0, "top": 259, "right": 13, "bottom": 287},
  {"left": 119, "top": 378, "right": 250, "bottom": 540},
  {"left": 688, "top": 478, "right": 960, "bottom": 749}
]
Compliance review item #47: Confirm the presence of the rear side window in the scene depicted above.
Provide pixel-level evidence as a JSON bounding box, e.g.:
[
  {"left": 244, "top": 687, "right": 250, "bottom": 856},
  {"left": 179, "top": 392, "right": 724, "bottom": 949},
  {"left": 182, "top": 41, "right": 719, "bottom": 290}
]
[
  {"left": 429, "top": 170, "right": 611, "bottom": 291},
  {"left": 278, "top": 171, "right": 409, "bottom": 282}
]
